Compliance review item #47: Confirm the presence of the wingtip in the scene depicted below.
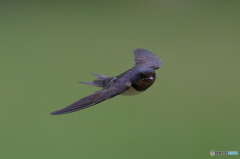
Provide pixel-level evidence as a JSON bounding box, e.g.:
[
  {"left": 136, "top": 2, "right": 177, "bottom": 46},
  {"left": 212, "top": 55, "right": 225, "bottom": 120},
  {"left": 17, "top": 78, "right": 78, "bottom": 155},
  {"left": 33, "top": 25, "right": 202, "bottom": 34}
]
[
  {"left": 50, "top": 111, "right": 59, "bottom": 115},
  {"left": 133, "top": 48, "right": 162, "bottom": 70},
  {"left": 50, "top": 111, "right": 67, "bottom": 115},
  {"left": 78, "top": 81, "right": 87, "bottom": 84}
]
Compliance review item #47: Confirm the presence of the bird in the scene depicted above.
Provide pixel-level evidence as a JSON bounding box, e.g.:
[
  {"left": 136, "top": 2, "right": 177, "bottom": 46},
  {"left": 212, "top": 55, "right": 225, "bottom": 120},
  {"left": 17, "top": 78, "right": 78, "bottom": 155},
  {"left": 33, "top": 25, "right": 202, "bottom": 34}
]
[{"left": 50, "top": 49, "right": 162, "bottom": 115}]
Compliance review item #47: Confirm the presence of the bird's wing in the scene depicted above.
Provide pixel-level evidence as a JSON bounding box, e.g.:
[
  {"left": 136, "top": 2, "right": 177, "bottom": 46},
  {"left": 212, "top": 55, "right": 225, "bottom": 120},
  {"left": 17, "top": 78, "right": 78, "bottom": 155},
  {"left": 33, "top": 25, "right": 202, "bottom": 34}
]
[
  {"left": 134, "top": 49, "right": 162, "bottom": 70},
  {"left": 50, "top": 79, "right": 131, "bottom": 115}
]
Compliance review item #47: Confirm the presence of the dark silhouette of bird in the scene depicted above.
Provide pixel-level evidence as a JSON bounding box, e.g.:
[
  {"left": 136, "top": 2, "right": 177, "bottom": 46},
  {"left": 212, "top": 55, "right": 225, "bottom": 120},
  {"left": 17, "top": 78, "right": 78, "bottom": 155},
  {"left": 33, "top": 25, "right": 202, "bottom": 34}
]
[{"left": 50, "top": 49, "right": 162, "bottom": 115}]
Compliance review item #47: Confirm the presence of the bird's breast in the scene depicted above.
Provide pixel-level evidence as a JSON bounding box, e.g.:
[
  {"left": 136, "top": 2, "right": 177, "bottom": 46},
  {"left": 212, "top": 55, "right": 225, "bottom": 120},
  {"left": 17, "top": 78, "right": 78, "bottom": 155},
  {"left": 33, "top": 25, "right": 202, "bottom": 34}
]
[{"left": 120, "top": 86, "right": 143, "bottom": 96}]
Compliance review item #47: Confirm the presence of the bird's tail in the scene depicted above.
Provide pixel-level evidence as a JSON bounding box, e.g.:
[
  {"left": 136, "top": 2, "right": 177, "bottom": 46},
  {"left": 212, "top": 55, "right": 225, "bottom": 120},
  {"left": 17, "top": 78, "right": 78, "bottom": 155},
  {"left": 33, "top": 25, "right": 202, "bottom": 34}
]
[{"left": 79, "top": 72, "right": 114, "bottom": 88}]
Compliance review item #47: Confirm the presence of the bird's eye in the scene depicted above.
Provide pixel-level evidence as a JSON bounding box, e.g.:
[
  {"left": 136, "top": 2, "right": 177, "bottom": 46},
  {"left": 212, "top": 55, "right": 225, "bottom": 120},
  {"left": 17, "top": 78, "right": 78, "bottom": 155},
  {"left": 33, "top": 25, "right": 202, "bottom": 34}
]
[{"left": 139, "top": 73, "right": 145, "bottom": 78}]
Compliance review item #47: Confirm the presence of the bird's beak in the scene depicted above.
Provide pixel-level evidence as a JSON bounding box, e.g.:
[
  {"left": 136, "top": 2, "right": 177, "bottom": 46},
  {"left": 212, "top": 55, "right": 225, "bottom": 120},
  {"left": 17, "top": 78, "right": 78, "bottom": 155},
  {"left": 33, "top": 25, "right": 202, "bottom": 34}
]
[{"left": 146, "top": 76, "right": 155, "bottom": 82}]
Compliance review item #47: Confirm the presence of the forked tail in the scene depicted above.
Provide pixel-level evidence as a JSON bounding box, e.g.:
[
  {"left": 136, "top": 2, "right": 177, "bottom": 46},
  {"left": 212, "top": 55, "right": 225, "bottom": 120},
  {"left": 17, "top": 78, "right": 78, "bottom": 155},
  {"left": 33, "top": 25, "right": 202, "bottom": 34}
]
[{"left": 79, "top": 72, "right": 114, "bottom": 88}]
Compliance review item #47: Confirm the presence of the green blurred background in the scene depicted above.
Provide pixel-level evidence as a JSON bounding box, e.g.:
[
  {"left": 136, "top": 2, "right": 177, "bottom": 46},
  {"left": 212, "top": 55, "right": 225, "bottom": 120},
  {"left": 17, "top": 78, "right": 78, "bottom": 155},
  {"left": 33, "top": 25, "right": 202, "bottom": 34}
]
[{"left": 1, "top": 1, "right": 239, "bottom": 158}]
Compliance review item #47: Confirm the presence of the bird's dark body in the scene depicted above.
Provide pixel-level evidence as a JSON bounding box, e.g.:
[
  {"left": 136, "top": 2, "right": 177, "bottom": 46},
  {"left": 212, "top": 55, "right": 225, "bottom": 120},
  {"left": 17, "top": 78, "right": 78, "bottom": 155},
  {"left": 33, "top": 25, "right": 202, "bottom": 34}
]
[{"left": 50, "top": 49, "right": 162, "bottom": 115}]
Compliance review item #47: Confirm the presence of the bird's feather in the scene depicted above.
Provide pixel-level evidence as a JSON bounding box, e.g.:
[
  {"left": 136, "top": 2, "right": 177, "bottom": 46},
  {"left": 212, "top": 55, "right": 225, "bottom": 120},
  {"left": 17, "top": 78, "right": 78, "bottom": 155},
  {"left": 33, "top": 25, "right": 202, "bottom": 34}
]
[
  {"left": 51, "top": 80, "right": 131, "bottom": 115},
  {"left": 79, "top": 72, "right": 114, "bottom": 88},
  {"left": 134, "top": 49, "right": 162, "bottom": 70}
]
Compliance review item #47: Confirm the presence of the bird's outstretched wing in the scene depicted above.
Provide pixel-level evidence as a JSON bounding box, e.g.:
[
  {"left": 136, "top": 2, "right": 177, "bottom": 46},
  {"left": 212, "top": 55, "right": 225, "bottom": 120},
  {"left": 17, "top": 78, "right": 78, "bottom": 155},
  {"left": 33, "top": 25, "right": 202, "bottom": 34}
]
[
  {"left": 50, "top": 79, "right": 131, "bottom": 115},
  {"left": 134, "top": 49, "right": 162, "bottom": 70}
]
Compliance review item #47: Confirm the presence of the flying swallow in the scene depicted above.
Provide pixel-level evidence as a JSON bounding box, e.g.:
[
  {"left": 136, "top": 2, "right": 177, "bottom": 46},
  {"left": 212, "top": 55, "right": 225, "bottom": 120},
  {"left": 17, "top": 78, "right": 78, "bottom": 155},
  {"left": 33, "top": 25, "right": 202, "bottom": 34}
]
[{"left": 50, "top": 49, "right": 162, "bottom": 115}]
